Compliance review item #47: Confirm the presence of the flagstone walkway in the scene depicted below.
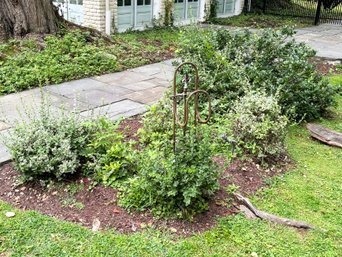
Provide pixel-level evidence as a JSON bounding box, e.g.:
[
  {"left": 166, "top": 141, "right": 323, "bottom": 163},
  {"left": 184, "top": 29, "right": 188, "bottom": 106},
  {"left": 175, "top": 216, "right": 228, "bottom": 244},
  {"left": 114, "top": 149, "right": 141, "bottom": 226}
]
[{"left": 0, "top": 60, "right": 175, "bottom": 164}]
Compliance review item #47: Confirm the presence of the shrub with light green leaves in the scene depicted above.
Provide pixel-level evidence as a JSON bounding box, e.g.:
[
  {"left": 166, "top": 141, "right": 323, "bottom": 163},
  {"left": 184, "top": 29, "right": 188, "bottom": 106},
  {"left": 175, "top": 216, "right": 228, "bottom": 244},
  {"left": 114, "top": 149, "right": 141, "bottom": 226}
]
[
  {"left": 5, "top": 101, "right": 92, "bottom": 180},
  {"left": 231, "top": 91, "right": 288, "bottom": 161}
]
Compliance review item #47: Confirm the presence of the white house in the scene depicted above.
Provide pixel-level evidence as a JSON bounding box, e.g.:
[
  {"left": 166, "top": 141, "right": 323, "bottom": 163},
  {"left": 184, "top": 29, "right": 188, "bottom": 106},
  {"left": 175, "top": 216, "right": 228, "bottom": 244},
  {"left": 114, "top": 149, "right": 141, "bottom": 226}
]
[{"left": 53, "top": 0, "right": 244, "bottom": 33}]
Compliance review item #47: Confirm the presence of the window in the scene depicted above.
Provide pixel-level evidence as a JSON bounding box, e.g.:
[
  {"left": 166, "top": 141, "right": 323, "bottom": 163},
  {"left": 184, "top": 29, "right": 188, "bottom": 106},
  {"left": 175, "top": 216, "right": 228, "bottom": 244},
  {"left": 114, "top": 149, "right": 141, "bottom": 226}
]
[
  {"left": 118, "top": 0, "right": 123, "bottom": 6},
  {"left": 124, "top": 0, "right": 131, "bottom": 5},
  {"left": 137, "top": 0, "right": 143, "bottom": 5},
  {"left": 145, "top": 0, "right": 151, "bottom": 5}
]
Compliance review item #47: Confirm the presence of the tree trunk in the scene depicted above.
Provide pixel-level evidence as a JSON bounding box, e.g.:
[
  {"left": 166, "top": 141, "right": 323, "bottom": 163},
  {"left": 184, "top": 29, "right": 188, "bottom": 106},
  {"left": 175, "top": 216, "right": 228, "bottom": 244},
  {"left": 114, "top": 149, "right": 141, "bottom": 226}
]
[{"left": 0, "top": 0, "right": 60, "bottom": 42}]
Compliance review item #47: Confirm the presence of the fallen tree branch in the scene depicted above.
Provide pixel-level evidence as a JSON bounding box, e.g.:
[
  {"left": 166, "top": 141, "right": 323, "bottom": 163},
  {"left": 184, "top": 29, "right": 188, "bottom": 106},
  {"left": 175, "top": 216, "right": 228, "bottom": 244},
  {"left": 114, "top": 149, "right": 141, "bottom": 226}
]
[
  {"left": 234, "top": 193, "right": 315, "bottom": 230},
  {"left": 307, "top": 123, "right": 342, "bottom": 148}
]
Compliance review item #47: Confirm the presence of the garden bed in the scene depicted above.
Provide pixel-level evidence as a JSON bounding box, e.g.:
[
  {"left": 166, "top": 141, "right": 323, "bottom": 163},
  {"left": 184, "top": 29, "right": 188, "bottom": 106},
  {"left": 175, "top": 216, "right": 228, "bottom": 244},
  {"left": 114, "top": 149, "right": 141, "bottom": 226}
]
[
  {"left": 0, "top": 158, "right": 290, "bottom": 236},
  {"left": 0, "top": 116, "right": 291, "bottom": 236}
]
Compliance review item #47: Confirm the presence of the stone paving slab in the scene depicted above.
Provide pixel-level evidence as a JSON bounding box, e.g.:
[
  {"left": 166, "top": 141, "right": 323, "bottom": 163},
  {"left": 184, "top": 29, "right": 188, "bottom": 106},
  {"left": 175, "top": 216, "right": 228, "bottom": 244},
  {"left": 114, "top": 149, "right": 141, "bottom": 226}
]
[
  {"left": 126, "top": 86, "right": 167, "bottom": 105},
  {"left": 93, "top": 70, "right": 151, "bottom": 86},
  {"left": 118, "top": 80, "right": 159, "bottom": 91},
  {"left": 80, "top": 99, "right": 147, "bottom": 120},
  {"left": 45, "top": 78, "right": 109, "bottom": 96}
]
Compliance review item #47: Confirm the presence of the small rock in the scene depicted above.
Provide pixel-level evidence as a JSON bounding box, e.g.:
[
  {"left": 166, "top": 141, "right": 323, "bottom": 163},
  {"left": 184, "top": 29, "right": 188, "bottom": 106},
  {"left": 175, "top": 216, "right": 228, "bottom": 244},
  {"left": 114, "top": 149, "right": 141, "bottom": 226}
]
[
  {"left": 14, "top": 189, "right": 19, "bottom": 193},
  {"left": 131, "top": 223, "right": 137, "bottom": 232},
  {"left": 5, "top": 212, "right": 15, "bottom": 218},
  {"left": 20, "top": 187, "right": 26, "bottom": 191},
  {"left": 170, "top": 227, "right": 177, "bottom": 233},
  {"left": 92, "top": 218, "right": 101, "bottom": 232},
  {"left": 251, "top": 252, "right": 258, "bottom": 257},
  {"left": 51, "top": 191, "right": 58, "bottom": 196},
  {"left": 113, "top": 207, "right": 121, "bottom": 214}
]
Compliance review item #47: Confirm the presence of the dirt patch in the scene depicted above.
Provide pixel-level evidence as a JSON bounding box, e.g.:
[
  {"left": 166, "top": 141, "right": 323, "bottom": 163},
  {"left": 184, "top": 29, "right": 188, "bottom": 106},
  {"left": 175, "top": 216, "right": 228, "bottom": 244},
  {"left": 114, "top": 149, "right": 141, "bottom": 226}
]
[
  {"left": 310, "top": 57, "right": 341, "bottom": 75},
  {"left": 0, "top": 156, "right": 290, "bottom": 236},
  {"left": 117, "top": 115, "right": 143, "bottom": 142}
]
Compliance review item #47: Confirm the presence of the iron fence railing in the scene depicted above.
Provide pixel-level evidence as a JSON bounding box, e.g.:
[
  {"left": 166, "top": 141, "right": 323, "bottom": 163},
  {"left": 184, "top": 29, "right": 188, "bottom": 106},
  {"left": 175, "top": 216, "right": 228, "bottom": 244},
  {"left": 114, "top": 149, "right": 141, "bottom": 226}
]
[{"left": 244, "top": 0, "right": 342, "bottom": 25}]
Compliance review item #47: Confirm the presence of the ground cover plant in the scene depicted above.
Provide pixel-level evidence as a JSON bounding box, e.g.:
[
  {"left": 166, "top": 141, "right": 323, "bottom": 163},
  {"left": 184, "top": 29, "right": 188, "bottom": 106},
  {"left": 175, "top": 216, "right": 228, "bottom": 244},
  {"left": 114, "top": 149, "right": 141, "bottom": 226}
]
[
  {"left": 209, "top": 14, "right": 313, "bottom": 28},
  {"left": 0, "top": 27, "right": 178, "bottom": 95}
]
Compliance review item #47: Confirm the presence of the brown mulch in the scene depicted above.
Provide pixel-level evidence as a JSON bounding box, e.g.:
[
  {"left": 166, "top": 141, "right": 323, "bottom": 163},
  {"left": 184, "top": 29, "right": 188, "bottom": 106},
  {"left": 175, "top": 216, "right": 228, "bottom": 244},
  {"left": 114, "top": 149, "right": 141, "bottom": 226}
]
[
  {"left": 310, "top": 57, "right": 341, "bottom": 75},
  {"left": 0, "top": 115, "right": 292, "bottom": 236},
  {"left": 0, "top": 158, "right": 290, "bottom": 236}
]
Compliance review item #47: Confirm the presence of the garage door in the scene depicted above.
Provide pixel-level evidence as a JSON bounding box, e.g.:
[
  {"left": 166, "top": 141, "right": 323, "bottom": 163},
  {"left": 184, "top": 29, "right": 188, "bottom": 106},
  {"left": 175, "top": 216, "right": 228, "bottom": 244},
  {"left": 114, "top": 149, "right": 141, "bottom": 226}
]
[
  {"left": 174, "top": 0, "right": 199, "bottom": 22},
  {"left": 217, "top": 0, "right": 235, "bottom": 17},
  {"left": 118, "top": 0, "right": 152, "bottom": 31}
]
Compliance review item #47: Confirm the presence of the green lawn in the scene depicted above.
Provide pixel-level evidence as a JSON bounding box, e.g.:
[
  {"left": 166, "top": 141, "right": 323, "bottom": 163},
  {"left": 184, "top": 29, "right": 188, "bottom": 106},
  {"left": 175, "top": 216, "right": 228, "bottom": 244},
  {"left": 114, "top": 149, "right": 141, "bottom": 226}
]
[
  {"left": 0, "top": 78, "right": 341, "bottom": 256},
  {"left": 209, "top": 14, "right": 313, "bottom": 28}
]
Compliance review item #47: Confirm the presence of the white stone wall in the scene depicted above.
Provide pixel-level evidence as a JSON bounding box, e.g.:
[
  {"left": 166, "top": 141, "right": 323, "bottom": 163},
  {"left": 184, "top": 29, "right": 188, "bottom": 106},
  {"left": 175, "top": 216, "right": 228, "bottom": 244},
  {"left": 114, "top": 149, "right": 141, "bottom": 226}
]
[{"left": 83, "top": 0, "right": 106, "bottom": 31}]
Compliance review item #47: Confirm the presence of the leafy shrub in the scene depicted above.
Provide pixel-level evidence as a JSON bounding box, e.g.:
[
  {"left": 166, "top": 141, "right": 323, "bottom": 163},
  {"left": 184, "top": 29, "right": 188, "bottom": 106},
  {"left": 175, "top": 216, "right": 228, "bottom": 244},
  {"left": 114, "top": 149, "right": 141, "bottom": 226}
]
[
  {"left": 119, "top": 125, "right": 220, "bottom": 219},
  {"left": 231, "top": 91, "right": 288, "bottom": 161},
  {"left": 138, "top": 94, "right": 173, "bottom": 144},
  {"left": 5, "top": 99, "right": 92, "bottom": 180},
  {"left": 83, "top": 118, "right": 136, "bottom": 186},
  {"left": 177, "top": 26, "right": 339, "bottom": 121},
  {"left": 0, "top": 30, "right": 118, "bottom": 94}
]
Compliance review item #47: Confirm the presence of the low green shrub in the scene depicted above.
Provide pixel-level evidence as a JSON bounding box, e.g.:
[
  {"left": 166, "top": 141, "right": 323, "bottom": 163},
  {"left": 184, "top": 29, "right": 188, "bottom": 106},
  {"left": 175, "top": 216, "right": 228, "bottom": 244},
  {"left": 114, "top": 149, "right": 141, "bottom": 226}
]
[
  {"left": 83, "top": 118, "right": 136, "bottom": 186},
  {"left": 231, "top": 91, "right": 288, "bottom": 161},
  {"left": 177, "top": 26, "right": 339, "bottom": 121},
  {"left": 5, "top": 99, "right": 92, "bottom": 180},
  {"left": 119, "top": 125, "right": 220, "bottom": 219},
  {"left": 138, "top": 94, "right": 173, "bottom": 144}
]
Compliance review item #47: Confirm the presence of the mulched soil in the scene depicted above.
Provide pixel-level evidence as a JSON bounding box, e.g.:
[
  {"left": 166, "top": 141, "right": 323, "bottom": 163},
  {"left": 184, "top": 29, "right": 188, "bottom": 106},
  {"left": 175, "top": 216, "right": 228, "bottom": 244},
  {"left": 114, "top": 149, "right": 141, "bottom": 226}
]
[
  {"left": 0, "top": 116, "right": 291, "bottom": 236},
  {"left": 310, "top": 57, "right": 341, "bottom": 75}
]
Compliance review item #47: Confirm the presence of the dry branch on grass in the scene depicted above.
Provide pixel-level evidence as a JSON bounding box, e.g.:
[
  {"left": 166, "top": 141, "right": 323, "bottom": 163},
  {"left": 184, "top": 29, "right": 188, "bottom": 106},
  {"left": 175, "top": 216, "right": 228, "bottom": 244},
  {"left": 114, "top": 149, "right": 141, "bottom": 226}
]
[
  {"left": 234, "top": 193, "right": 315, "bottom": 230},
  {"left": 307, "top": 123, "right": 342, "bottom": 148}
]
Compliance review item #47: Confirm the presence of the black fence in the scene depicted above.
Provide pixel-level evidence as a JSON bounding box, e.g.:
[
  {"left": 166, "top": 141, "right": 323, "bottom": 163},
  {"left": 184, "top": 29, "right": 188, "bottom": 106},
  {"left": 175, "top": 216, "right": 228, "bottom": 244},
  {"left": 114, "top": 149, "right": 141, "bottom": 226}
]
[{"left": 244, "top": 0, "right": 342, "bottom": 25}]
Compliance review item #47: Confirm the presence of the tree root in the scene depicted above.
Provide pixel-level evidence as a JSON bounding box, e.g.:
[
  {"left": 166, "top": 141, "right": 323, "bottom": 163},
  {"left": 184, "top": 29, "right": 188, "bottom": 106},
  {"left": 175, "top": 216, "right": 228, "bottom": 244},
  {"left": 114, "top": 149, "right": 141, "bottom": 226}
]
[
  {"left": 234, "top": 193, "right": 315, "bottom": 230},
  {"left": 61, "top": 19, "right": 114, "bottom": 44}
]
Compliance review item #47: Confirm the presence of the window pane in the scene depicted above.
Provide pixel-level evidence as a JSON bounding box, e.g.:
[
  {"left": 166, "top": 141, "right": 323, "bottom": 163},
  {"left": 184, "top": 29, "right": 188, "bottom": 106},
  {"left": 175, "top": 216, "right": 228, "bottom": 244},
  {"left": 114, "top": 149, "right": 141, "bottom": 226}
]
[
  {"left": 118, "top": 0, "right": 123, "bottom": 6},
  {"left": 138, "top": 0, "right": 143, "bottom": 5},
  {"left": 124, "top": 0, "right": 131, "bottom": 5},
  {"left": 145, "top": 0, "right": 151, "bottom": 5},
  {"left": 70, "top": 0, "right": 77, "bottom": 4}
]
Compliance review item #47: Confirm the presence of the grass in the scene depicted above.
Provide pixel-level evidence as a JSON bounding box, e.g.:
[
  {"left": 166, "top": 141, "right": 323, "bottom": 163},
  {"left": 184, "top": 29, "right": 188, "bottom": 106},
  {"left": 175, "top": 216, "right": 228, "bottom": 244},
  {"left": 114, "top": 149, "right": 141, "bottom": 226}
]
[
  {"left": 0, "top": 27, "right": 179, "bottom": 95},
  {"left": 0, "top": 76, "right": 341, "bottom": 256},
  {"left": 209, "top": 14, "right": 314, "bottom": 28}
]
